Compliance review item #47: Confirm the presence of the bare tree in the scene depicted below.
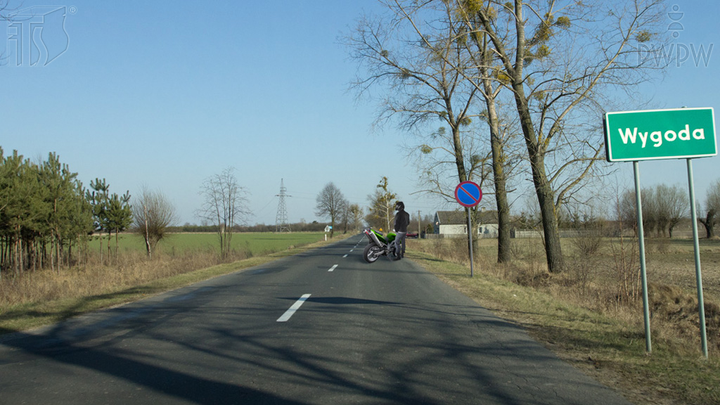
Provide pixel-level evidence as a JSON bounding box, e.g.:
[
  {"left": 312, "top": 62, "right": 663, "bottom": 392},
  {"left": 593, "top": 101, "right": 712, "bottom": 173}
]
[
  {"left": 197, "top": 168, "right": 251, "bottom": 259},
  {"left": 449, "top": 0, "right": 668, "bottom": 272},
  {"left": 395, "top": 0, "right": 523, "bottom": 262},
  {"left": 617, "top": 189, "right": 638, "bottom": 233},
  {"left": 700, "top": 179, "right": 720, "bottom": 239},
  {"left": 338, "top": 198, "right": 351, "bottom": 234},
  {"left": 654, "top": 184, "right": 688, "bottom": 238},
  {"left": 348, "top": 204, "right": 365, "bottom": 232},
  {"left": 315, "top": 182, "right": 345, "bottom": 238},
  {"left": 618, "top": 187, "right": 659, "bottom": 236},
  {"left": 366, "top": 177, "right": 397, "bottom": 232},
  {"left": 133, "top": 187, "right": 176, "bottom": 258},
  {"left": 617, "top": 184, "right": 688, "bottom": 238},
  {"left": 347, "top": 4, "right": 495, "bottom": 258}
]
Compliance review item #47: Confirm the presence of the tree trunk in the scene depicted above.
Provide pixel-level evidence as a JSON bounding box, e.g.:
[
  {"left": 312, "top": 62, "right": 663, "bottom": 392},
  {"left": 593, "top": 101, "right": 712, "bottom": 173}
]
[
  {"left": 143, "top": 205, "right": 152, "bottom": 259},
  {"left": 534, "top": 159, "right": 564, "bottom": 272},
  {"left": 50, "top": 232, "right": 55, "bottom": 272},
  {"left": 55, "top": 229, "right": 60, "bottom": 272},
  {"left": 491, "top": 142, "right": 512, "bottom": 263},
  {"left": 16, "top": 228, "right": 23, "bottom": 275},
  {"left": 700, "top": 209, "right": 716, "bottom": 239},
  {"left": 31, "top": 240, "right": 36, "bottom": 273},
  {"left": 67, "top": 241, "right": 72, "bottom": 268},
  {"left": 482, "top": 79, "right": 511, "bottom": 263},
  {"left": 511, "top": 81, "right": 564, "bottom": 272}
]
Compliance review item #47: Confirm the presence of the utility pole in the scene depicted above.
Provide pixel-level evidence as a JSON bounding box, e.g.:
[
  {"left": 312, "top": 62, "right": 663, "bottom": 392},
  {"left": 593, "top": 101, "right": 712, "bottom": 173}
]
[
  {"left": 418, "top": 210, "right": 421, "bottom": 236},
  {"left": 275, "top": 179, "right": 291, "bottom": 232}
]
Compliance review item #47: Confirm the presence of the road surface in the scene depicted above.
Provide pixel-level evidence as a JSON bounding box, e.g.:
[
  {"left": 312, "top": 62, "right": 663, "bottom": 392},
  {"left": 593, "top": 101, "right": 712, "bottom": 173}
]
[{"left": 0, "top": 235, "right": 632, "bottom": 404}]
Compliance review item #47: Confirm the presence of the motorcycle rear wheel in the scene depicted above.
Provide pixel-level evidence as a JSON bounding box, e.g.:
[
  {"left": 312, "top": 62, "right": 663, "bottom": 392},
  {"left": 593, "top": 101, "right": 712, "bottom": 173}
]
[{"left": 363, "top": 244, "right": 383, "bottom": 263}]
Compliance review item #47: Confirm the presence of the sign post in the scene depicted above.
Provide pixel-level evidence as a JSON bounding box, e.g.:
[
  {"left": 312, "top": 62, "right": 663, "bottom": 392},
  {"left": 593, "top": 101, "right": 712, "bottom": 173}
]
[
  {"left": 455, "top": 181, "right": 483, "bottom": 277},
  {"left": 687, "top": 159, "right": 708, "bottom": 357},
  {"left": 605, "top": 107, "right": 716, "bottom": 358},
  {"left": 633, "top": 161, "right": 652, "bottom": 354}
]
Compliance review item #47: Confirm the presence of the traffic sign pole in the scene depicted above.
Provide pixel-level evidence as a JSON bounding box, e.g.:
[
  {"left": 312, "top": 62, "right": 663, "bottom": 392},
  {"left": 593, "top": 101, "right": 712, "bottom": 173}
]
[
  {"left": 467, "top": 207, "right": 474, "bottom": 278},
  {"left": 454, "top": 181, "right": 483, "bottom": 278},
  {"left": 634, "top": 162, "right": 652, "bottom": 354},
  {"left": 687, "top": 159, "right": 709, "bottom": 358}
]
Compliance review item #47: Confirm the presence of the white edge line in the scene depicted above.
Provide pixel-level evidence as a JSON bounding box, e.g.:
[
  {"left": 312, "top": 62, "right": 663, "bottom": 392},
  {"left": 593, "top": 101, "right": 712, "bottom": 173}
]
[{"left": 277, "top": 294, "right": 311, "bottom": 322}]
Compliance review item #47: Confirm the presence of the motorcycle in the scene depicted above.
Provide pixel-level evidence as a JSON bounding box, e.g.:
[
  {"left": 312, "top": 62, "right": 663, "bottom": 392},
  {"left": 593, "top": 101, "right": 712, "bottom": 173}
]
[{"left": 362, "top": 228, "right": 400, "bottom": 263}]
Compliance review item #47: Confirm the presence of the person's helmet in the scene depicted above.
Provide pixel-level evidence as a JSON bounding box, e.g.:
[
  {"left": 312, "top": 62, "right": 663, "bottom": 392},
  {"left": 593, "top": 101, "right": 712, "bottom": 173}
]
[{"left": 395, "top": 201, "right": 404, "bottom": 211}]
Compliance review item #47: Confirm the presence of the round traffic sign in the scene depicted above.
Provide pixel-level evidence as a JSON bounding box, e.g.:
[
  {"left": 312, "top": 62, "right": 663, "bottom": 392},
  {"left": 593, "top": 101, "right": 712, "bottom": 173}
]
[{"left": 455, "top": 181, "right": 483, "bottom": 207}]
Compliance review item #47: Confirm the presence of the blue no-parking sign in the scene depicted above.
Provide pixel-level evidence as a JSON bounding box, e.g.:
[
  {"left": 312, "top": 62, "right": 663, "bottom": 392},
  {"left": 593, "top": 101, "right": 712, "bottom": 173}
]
[
  {"left": 453, "top": 181, "right": 482, "bottom": 278},
  {"left": 454, "top": 181, "right": 482, "bottom": 207}
]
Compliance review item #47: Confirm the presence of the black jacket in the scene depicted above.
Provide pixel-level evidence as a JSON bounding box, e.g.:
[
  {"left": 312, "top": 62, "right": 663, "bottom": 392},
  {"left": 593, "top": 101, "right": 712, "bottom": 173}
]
[{"left": 394, "top": 209, "right": 410, "bottom": 233}]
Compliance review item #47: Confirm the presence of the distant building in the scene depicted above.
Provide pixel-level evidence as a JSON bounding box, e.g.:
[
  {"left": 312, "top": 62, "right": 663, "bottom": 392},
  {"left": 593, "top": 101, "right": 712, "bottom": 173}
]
[{"left": 433, "top": 210, "right": 499, "bottom": 238}]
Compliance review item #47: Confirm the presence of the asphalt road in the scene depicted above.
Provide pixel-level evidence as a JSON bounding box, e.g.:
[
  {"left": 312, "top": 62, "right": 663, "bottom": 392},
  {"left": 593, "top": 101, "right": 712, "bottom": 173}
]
[{"left": 0, "top": 235, "right": 633, "bottom": 404}]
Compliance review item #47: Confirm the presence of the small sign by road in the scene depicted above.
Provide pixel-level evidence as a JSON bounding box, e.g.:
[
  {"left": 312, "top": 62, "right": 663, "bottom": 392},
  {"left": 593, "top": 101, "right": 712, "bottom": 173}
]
[
  {"left": 454, "top": 181, "right": 482, "bottom": 278},
  {"left": 454, "top": 181, "right": 483, "bottom": 207}
]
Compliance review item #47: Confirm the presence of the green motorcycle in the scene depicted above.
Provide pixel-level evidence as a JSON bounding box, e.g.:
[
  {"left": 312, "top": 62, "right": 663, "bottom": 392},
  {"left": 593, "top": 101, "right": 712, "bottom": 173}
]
[{"left": 362, "top": 228, "right": 400, "bottom": 263}]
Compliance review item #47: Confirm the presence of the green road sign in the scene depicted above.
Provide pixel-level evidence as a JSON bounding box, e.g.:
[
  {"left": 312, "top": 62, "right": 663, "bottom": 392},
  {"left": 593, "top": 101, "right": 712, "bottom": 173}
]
[{"left": 604, "top": 107, "right": 717, "bottom": 162}]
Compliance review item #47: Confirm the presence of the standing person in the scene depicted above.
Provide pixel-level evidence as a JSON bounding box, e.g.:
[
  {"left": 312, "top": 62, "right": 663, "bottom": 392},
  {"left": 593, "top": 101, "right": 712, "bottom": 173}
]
[{"left": 393, "top": 201, "right": 410, "bottom": 259}]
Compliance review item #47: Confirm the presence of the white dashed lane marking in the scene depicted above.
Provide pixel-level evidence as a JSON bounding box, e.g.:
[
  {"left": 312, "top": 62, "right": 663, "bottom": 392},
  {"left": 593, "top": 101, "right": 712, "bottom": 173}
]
[{"left": 277, "top": 294, "right": 311, "bottom": 322}]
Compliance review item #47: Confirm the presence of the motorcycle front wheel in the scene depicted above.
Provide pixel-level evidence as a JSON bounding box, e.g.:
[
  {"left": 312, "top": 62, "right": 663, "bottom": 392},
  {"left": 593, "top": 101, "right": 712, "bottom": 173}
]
[{"left": 363, "top": 244, "right": 383, "bottom": 263}]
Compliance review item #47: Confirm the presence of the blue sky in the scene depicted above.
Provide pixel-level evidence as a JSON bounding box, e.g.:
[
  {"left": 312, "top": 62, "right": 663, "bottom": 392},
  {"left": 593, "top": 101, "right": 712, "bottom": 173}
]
[{"left": 2, "top": 0, "right": 719, "bottom": 226}]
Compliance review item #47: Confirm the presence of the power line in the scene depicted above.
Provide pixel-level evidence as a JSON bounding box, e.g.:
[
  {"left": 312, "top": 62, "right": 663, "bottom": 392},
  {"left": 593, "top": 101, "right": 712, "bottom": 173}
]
[{"left": 275, "top": 178, "right": 291, "bottom": 232}]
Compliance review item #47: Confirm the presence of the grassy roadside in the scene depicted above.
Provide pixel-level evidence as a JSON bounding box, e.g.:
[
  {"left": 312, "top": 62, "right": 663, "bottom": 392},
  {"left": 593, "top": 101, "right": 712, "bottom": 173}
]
[
  {"left": 0, "top": 235, "right": 347, "bottom": 335},
  {"left": 407, "top": 249, "right": 720, "bottom": 405}
]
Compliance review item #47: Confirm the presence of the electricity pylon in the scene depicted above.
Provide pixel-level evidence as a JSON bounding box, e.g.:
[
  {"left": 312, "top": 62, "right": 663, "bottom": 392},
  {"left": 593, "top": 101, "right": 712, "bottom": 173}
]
[{"left": 275, "top": 179, "right": 291, "bottom": 232}]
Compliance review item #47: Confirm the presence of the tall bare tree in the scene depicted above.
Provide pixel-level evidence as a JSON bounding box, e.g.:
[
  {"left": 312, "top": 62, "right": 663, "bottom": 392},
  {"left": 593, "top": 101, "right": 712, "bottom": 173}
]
[
  {"left": 348, "top": 4, "right": 495, "bottom": 258},
  {"left": 398, "top": 0, "right": 521, "bottom": 262},
  {"left": 197, "top": 168, "right": 250, "bottom": 259},
  {"left": 348, "top": 204, "right": 365, "bottom": 232},
  {"left": 133, "top": 187, "right": 176, "bottom": 258},
  {"left": 451, "top": 0, "right": 668, "bottom": 272},
  {"left": 315, "top": 182, "right": 345, "bottom": 238},
  {"left": 366, "top": 177, "right": 397, "bottom": 232}
]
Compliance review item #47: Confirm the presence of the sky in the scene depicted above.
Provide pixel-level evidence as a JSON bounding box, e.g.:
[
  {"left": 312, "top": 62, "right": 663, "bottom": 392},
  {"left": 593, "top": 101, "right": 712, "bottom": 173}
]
[{"left": 1, "top": 0, "right": 719, "bottom": 227}]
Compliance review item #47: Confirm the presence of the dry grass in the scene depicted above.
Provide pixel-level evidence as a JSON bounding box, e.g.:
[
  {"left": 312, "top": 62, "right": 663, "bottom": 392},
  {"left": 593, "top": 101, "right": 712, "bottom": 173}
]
[
  {"left": 407, "top": 236, "right": 720, "bottom": 404},
  {"left": 409, "top": 236, "right": 720, "bottom": 353},
  {"left": 0, "top": 248, "right": 246, "bottom": 308},
  {"left": 0, "top": 235, "right": 343, "bottom": 333}
]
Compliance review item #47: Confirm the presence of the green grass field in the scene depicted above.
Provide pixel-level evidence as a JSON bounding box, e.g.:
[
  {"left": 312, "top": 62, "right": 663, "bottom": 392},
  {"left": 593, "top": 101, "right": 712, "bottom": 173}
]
[{"left": 92, "top": 232, "right": 327, "bottom": 256}]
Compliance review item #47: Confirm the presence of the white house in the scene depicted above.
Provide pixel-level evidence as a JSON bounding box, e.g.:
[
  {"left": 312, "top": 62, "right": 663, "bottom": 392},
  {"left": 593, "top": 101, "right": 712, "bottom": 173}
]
[{"left": 433, "top": 210, "right": 499, "bottom": 238}]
